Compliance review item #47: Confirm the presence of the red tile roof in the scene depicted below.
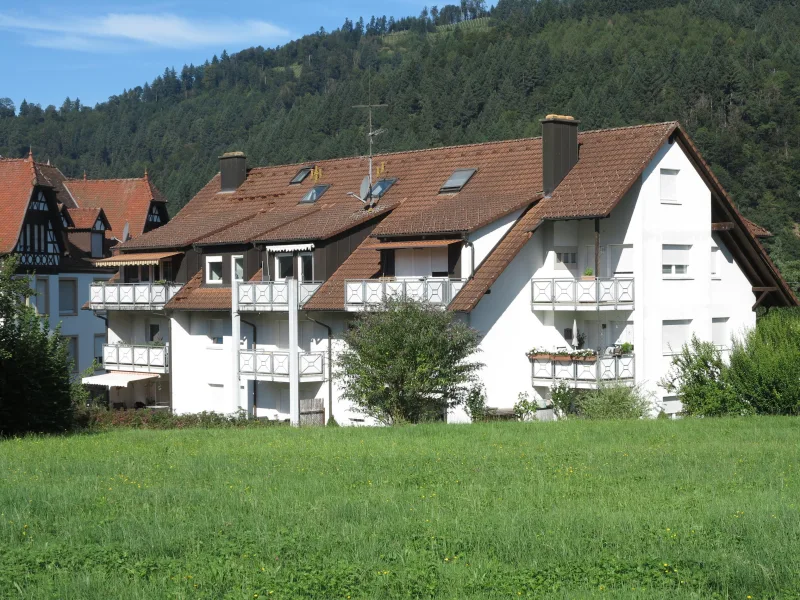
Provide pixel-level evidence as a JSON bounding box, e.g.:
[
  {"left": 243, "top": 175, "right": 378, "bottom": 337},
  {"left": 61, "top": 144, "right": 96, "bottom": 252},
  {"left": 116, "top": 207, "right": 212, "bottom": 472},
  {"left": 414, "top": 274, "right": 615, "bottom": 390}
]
[
  {"left": 67, "top": 207, "right": 106, "bottom": 230},
  {"left": 0, "top": 157, "right": 36, "bottom": 254},
  {"left": 304, "top": 236, "right": 382, "bottom": 311},
  {"left": 64, "top": 173, "right": 165, "bottom": 239},
  {"left": 164, "top": 270, "right": 232, "bottom": 311},
  {"left": 741, "top": 217, "right": 772, "bottom": 238}
]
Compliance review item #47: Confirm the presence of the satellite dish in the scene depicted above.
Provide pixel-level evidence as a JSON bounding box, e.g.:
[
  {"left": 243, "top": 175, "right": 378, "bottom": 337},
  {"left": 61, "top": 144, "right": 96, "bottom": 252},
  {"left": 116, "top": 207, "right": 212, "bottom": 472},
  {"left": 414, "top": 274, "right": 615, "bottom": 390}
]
[
  {"left": 359, "top": 176, "right": 370, "bottom": 201},
  {"left": 122, "top": 222, "right": 130, "bottom": 243}
]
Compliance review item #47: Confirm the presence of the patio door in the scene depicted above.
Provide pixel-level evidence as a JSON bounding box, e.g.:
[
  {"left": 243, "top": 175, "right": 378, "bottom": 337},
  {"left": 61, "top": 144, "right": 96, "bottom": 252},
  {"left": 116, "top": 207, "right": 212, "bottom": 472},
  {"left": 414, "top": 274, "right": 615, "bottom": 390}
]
[{"left": 584, "top": 245, "right": 608, "bottom": 277}]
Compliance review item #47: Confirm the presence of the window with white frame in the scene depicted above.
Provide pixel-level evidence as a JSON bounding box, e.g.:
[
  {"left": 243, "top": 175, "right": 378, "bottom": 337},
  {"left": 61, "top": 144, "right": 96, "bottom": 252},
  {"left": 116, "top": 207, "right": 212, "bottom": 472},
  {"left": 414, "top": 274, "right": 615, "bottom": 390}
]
[
  {"left": 206, "top": 256, "right": 223, "bottom": 284},
  {"left": 33, "top": 277, "right": 49, "bottom": 315},
  {"left": 209, "top": 319, "right": 224, "bottom": 345},
  {"left": 712, "top": 317, "right": 729, "bottom": 349},
  {"left": 608, "top": 244, "right": 634, "bottom": 276},
  {"left": 275, "top": 254, "right": 294, "bottom": 279},
  {"left": 232, "top": 255, "right": 245, "bottom": 282},
  {"left": 660, "top": 169, "right": 679, "bottom": 204},
  {"left": 299, "top": 253, "right": 313, "bottom": 282},
  {"left": 662, "top": 319, "right": 692, "bottom": 354},
  {"left": 554, "top": 247, "right": 578, "bottom": 271},
  {"left": 711, "top": 246, "right": 720, "bottom": 279},
  {"left": 662, "top": 244, "right": 691, "bottom": 277}
]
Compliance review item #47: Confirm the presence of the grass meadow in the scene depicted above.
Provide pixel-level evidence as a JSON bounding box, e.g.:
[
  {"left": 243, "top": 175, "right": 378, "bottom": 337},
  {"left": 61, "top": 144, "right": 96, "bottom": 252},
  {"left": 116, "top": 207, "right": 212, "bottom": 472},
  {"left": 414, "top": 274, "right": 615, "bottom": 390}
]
[{"left": 1, "top": 419, "right": 799, "bottom": 599}]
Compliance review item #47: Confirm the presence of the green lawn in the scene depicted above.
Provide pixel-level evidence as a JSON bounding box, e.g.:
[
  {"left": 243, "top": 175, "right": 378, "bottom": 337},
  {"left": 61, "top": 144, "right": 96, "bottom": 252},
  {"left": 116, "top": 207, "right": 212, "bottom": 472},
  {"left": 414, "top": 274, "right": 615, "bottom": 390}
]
[{"left": 1, "top": 419, "right": 799, "bottom": 599}]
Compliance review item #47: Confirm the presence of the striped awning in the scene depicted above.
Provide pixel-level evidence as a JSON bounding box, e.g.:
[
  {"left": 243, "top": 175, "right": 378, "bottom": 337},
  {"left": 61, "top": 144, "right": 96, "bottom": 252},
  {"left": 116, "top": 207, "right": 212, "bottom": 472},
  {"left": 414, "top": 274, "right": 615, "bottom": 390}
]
[
  {"left": 263, "top": 243, "right": 315, "bottom": 253},
  {"left": 93, "top": 251, "right": 182, "bottom": 267}
]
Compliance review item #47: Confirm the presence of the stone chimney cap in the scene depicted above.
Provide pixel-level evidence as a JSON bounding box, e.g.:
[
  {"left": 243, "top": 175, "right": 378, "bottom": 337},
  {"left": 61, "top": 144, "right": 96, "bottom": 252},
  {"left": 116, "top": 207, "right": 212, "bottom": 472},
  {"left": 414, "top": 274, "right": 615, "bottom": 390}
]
[
  {"left": 541, "top": 114, "right": 580, "bottom": 124},
  {"left": 220, "top": 151, "right": 246, "bottom": 159}
]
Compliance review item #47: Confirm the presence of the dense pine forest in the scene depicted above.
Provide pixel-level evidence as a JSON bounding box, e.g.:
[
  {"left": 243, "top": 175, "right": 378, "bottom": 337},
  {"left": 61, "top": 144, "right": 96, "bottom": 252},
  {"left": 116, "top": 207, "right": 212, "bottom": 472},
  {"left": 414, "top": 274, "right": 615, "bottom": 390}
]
[{"left": 1, "top": 0, "right": 799, "bottom": 281}]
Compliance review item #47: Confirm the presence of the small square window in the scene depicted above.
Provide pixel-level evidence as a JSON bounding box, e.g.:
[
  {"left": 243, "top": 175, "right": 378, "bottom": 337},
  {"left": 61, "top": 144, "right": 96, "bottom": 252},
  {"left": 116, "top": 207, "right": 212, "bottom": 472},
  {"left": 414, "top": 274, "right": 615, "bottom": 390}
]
[
  {"left": 300, "top": 184, "right": 329, "bottom": 203},
  {"left": 290, "top": 167, "right": 313, "bottom": 185},
  {"left": 440, "top": 169, "right": 476, "bottom": 193},
  {"left": 206, "top": 256, "right": 223, "bottom": 284}
]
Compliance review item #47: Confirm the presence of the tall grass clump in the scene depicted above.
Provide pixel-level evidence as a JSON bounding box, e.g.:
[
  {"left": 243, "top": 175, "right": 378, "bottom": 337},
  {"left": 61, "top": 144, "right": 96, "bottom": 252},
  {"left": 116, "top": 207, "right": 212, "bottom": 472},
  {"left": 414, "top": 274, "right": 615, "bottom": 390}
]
[
  {"left": 578, "top": 382, "right": 651, "bottom": 420},
  {"left": 726, "top": 308, "right": 800, "bottom": 415}
]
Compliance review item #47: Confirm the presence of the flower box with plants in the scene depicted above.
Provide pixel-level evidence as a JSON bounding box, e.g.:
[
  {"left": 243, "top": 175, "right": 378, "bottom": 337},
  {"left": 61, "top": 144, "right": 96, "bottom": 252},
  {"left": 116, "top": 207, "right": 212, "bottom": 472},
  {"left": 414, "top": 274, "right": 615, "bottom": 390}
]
[{"left": 526, "top": 347, "right": 598, "bottom": 362}]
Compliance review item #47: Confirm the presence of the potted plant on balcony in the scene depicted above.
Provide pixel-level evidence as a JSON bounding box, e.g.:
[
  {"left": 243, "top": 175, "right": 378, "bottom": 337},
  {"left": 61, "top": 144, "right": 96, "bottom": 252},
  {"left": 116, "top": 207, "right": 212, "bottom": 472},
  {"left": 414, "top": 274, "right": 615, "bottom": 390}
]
[
  {"left": 570, "top": 348, "right": 598, "bottom": 363},
  {"left": 618, "top": 342, "right": 634, "bottom": 356},
  {"left": 581, "top": 267, "right": 595, "bottom": 281}
]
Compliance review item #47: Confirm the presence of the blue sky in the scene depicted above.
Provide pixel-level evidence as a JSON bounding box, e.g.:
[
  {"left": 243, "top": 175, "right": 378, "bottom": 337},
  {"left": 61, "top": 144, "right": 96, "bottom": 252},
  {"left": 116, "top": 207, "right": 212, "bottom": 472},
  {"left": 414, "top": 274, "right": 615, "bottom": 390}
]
[{"left": 0, "top": 0, "right": 431, "bottom": 111}]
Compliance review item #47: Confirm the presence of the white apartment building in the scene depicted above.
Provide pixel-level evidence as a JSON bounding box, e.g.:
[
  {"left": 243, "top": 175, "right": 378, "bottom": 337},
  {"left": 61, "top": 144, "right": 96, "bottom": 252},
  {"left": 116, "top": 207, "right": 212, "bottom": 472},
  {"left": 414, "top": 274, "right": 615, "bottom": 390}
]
[{"left": 83, "top": 119, "right": 795, "bottom": 421}]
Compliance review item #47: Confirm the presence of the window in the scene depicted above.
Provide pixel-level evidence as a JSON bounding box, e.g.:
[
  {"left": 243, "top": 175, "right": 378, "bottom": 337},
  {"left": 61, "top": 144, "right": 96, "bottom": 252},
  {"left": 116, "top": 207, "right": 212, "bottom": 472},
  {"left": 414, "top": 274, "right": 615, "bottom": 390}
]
[
  {"left": 93, "top": 217, "right": 105, "bottom": 231},
  {"left": 146, "top": 204, "right": 162, "bottom": 224},
  {"left": 276, "top": 254, "right": 294, "bottom": 279},
  {"left": 662, "top": 319, "right": 692, "bottom": 354},
  {"left": 300, "top": 253, "right": 313, "bottom": 282},
  {"left": 58, "top": 279, "right": 77, "bottom": 315},
  {"left": 91, "top": 232, "right": 103, "bottom": 258},
  {"left": 94, "top": 334, "right": 105, "bottom": 367},
  {"left": 440, "top": 169, "right": 476, "bottom": 193},
  {"left": 34, "top": 277, "right": 49, "bottom": 315},
  {"left": 290, "top": 167, "right": 312, "bottom": 184},
  {"left": 162, "top": 261, "right": 173, "bottom": 283},
  {"left": 370, "top": 178, "right": 397, "bottom": 199},
  {"left": 209, "top": 319, "right": 224, "bottom": 345},
  {"left": 609, "top": 244, "right": 634, "bottom": 275},
  {"left": 660, "top": 168, "right": 679, "bottom": 204},
  {"left": 124, "top": 265, "right": 140, "bottom": 283},
  {"left": 64, "top": 336, "right": 79, "bottom": 373},
  {"left": 662, "top": 244, "right": 691, "bottom": 277},
  {"left": 300, "top": 184, "right": 329, "bottom": 203},
  {"left": 232, "top": 255, "right": 245, "bottom": 282},
  {"left": 148, "top": 324, "right": 161, "bottom": 342},
  {"left": 206, "top": 256, "right": 223, "bottom": 284},
  {"left": 711, "top": 247, "right": 720, "bottom": 279},
  {"left": 712, "top": 317, "right": 729, "bottom": 349},
  {"left": 30, "top": 191, "right": 49, "bottom": 211},
  {"left": 555, "top": 247, "right": 577, "bottom": 271},
  {"left": 662, "top": 395, "right": 682, "bottom": 416}
]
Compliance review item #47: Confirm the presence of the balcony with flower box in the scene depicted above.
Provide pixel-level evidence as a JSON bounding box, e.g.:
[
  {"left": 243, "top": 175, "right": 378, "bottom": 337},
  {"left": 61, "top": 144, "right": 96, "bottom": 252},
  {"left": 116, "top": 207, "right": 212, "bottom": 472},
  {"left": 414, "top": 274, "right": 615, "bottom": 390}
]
[
  {"left": 528, "top": 347, "right": 635, "bottom": 389},
  {"left": 102, "top": 343, "right": 169, "bottom": 374},
  {"left": 238, "top": 350, "right": 326, "bottom": 382},
  {"left": 530, "top": 277, "right": 634, "bottom": 311},
  {"left": 344, "top": 277, "right": 467, "bottom": 310},
  {"left": 237, "top": 281, "right": 321, "bottom": 312}
]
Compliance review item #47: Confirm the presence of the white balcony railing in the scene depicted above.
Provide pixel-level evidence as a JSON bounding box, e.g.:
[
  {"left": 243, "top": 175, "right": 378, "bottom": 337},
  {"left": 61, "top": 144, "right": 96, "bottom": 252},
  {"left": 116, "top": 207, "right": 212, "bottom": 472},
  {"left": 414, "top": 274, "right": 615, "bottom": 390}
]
[
  {"left": 530, "top": 278, "right": 634, "bottom": 310},
  {"left": 90, "top": 283, "right": 183, "bottom": 310},
  {"left": 237, "top": 281, "right": 321, "bottom": 311},
  {"left": 103, "top": 344, "right": 169, "bottom": 374},
  {"left": 238, "top": 350, "right": 325, "bottom": 380},
  {"left": 530, "top": 354, "right": 635, "bottom": 388},
  {"left": 344, "top": 278, "right": 466, "bottom": 309}
]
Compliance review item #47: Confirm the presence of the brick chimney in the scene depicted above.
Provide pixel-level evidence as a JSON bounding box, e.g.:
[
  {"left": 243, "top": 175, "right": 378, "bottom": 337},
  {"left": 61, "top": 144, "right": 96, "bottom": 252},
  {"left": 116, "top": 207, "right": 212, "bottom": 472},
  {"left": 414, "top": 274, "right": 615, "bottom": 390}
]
[
  {"left": 541, "top": 115, "right": 580, "bottom": 197},
  {"left": 219, "top": 151, "right": 247, "bottom": 192}
]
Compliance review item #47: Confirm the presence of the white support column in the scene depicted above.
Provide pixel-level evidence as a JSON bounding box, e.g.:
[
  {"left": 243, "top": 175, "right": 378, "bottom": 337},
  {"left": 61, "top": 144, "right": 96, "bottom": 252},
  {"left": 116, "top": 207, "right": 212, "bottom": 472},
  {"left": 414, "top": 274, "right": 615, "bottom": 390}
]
[
  {"left": 288, "top": 277, "right": 300, "bottom": 426},
  {"left": 231, "top": 279, "right": 241, "bottom": 415}
]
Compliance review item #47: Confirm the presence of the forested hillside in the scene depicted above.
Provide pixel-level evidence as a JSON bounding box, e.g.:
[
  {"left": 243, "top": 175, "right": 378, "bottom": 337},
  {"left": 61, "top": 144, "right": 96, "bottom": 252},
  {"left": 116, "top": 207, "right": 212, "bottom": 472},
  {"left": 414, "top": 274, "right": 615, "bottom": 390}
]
[{"left": 2, "top": 0, "right": 800, "bottom": 280}]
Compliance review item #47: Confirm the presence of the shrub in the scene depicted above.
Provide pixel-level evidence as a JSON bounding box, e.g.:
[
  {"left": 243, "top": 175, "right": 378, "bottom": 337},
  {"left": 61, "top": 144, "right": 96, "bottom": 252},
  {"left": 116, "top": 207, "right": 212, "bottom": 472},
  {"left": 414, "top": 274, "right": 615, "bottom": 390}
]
[
  {"left": 335, "top": 298, "right": 482, "bottom": 424},
  {"left": 80, "top": 408, "right": 285, "bottom": 431},
  {"left": 513, "top": 392, "right": 538, "bottom": 421},
  {"left": 726, "top": 308, "right": 800, "bottom": 415},
  {"left": 579, "top": 383, "right": 651, "bottom": 420},
  {"left": 464, "top": 384, "right": 488, "bottom": 422},
  {"left": 0, "top": 256, "right": 74, "bottom": 436},
  {"left": 549, "top": 381, "right": 583, "bottom": 419},
  {"left": 660, "top": 335, "right": 747, "bottom": 417}
]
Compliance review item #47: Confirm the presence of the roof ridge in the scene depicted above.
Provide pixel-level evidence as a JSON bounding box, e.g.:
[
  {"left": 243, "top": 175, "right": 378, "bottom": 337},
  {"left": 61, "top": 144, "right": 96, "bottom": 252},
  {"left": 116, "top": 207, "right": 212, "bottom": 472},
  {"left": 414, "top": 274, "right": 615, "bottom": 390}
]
[{"left": 65, "top": 176, "right": 147, "bottom": 183}]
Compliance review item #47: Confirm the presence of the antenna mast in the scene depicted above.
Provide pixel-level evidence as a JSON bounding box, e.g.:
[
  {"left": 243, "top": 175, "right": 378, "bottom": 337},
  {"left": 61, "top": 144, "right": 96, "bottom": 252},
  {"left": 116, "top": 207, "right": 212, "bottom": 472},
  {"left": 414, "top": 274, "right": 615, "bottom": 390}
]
[{"left": 352, "top": 69, "right": 387, "bottom": 191}]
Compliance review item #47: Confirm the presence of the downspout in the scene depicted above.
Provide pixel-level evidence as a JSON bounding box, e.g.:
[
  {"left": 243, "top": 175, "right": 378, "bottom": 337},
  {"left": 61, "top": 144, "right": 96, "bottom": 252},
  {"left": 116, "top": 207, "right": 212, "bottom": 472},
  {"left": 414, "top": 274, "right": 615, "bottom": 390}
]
[
  {"left": 240, "top": 317, "right": 258, "bottom": 417},
  {"left": 306, "top": 315, "right": 333, "bottom": 425}
]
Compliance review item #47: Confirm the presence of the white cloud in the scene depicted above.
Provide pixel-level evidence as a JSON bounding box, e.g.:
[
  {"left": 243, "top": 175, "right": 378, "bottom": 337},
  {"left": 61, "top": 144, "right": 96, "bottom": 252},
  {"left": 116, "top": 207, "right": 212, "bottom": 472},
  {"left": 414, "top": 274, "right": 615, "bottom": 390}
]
[{"left": 0, "top": 12, "right": 291, "bottom": 52}]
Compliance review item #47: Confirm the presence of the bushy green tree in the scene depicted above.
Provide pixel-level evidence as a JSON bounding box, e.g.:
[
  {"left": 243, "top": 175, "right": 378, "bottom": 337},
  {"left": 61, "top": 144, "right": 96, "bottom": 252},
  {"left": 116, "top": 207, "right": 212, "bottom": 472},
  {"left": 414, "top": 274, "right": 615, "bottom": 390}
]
[
  {"left": 335, "top": 299, "right": 482, "bottom": 424},
  {"left": 660, "top": 335, "right": 748, "bottom": 416},
  {"left": 726, "top": 309, "right": 800, "bottom": 415},
  {"left": 0, "top": 256, "right": 74, "bottom": 435}
]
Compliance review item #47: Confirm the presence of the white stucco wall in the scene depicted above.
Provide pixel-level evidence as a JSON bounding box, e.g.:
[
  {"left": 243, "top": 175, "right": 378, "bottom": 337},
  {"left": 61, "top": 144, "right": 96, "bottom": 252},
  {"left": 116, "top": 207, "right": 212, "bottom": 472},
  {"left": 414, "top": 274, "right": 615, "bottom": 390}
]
[{"left": 461, "top": 209, "right": 523, "bottom": 277}]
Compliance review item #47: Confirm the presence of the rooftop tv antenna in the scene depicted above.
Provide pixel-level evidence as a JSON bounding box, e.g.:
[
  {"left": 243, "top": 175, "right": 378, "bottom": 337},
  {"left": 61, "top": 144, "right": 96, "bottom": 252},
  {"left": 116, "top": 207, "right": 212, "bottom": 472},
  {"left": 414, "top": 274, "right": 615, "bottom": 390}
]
[{"left": 349, "top": 69, "right": 387, "bottom": 208}]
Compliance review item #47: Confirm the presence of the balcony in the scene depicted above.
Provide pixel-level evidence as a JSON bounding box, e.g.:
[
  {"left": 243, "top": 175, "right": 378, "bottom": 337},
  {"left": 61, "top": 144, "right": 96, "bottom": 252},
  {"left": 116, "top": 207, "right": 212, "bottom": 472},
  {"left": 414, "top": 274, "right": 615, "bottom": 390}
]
[
  {"left": 237, "top": 281, "right": 321, "bottom": 311},
  {"left": 530, "top": 353, "right": 635, "bottom": 389},
  {"left": 239, "top": 350, "right": 326, "bottom": 382},
  {"left": 530, "top": 278, "right": 634, "bottom": 311},
  {"left": 345, "top": 278, "right": 467, "bottom": 310},
  {"left": 103, "top": 344, "right": 169, "bottom": 374},
  {"left": 90, "top": 282, "right": 183, "bottom": 310}
]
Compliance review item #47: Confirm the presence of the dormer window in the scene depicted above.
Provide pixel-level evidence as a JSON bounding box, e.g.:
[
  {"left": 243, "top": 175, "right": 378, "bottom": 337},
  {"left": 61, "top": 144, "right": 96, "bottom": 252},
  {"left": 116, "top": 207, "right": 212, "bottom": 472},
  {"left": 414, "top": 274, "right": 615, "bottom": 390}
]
[
  {"left": 206, "top": 256, "right": 223, "bottom": 284},
  {"left": 370, "top": 178, "right": 397, "bottom": 199},
  {"left": 290, "top": 167, "right": 313, "bottom": 185},
  {"left": 93, "top": 218, "right": 105, "bottom": 231},
  {"left": 147, "top": 204, "right": 162, "bottom": 224},
  {"left": 439, "top": 169, "right": 476, "bottom": 193},
  {"left": 30, "top": 191, "right": 48, "bottom": 211},
  {"left": 300, "top": 184, "right": 329, "bottom": 204}
]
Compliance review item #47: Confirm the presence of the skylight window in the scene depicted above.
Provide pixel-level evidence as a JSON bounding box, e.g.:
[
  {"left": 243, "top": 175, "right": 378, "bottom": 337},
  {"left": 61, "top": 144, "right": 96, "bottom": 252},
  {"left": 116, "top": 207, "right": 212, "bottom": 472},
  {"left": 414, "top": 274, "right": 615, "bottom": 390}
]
[
  {"left": 290, "top": 167, "right": 313, "bottom": 185},
  {"left": 300, "top": 184, "right": 330, "bottom": 204},
  {"left": 370, "top": 178, "right": 397, "bottom": 199},
  {"left": 439, "top": 169, "right": 476, "bottom": 193}
]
